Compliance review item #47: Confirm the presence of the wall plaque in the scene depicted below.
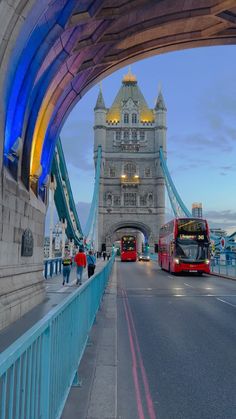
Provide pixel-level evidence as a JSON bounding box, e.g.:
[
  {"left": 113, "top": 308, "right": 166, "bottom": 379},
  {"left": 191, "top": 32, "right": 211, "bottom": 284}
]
[{"left": 21, "top": 229, "right": 34, "bottom": 257}]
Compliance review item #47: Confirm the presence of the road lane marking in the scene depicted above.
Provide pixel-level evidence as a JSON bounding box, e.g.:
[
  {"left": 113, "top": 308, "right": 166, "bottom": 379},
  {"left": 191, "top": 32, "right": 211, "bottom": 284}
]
[
  {"left": 123, "top": 289, "right": 156, "bottom": 419},
  {"left": 122, "top": 290, "right": 145, "bottom": 419},
  {"left": 184, "top": 283, "right": 194, "bottom": 288},
  {"left": 167, "top": 275, "right": 174, "bottom": 279},
  {"left": 216, "top": 298, "right": 236, "bottom": 308}
]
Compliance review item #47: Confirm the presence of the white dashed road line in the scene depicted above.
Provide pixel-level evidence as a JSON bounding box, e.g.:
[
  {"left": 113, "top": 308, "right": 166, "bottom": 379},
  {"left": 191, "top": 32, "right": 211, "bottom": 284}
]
[{"left": 216, "top": 298, "right": 236, "bottom": 308}]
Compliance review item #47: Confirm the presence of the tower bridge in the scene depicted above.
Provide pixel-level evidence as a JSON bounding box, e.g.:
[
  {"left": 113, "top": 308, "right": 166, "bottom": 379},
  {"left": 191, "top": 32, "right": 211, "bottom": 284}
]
[
  {"left": 94, "top": 70, "right": 166, "bottom": 253},
  {"left": 0, "top": 1, "right": 236, "bottom": 417}
]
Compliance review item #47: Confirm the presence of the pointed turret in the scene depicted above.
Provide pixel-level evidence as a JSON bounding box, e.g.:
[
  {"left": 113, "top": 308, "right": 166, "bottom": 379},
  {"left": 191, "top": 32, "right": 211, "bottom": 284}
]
[
  {"left": 94, "top": 85, "right": 106, "bottom": 110},
  {"left": 154, "top": 84, "right": 167, "bottom": 154},
  {"left": 155, "top": 90, "right": 167, "bottom": 111},
  {"left": 94, "top": 85, "right": 107, "bottom": 152}
]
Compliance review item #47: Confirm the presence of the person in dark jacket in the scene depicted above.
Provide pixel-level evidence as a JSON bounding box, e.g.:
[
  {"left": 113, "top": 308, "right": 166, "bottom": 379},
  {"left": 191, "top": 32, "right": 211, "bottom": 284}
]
[{"left": 87, "top": 250, "right": 96, "bottom": 278}]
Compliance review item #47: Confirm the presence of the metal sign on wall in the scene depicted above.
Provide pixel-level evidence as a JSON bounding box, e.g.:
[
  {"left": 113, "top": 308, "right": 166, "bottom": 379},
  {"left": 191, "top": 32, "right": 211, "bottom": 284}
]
[{"left": 21, "top": 229, "right": 34, "bottom": 257}]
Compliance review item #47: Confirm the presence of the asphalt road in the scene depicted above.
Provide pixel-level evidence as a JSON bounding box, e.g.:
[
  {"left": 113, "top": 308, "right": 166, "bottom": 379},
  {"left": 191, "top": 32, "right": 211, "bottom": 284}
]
[{"left": 117, "top": 260, "right": 236, "bottom": 419}]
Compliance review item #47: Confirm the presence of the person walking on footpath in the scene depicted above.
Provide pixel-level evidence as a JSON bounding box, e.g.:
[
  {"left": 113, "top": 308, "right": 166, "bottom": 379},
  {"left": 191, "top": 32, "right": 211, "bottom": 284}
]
[
  {"left": 62, "top": 251, "right": 73, "bottom": 285},
  {"left": 87, "top": 250, "right": 96, "bottom": 278},
  {"left": 75, "top": 247, "right": 86, "bottom": 285},
  {"left": 102, "top": 250, "right": 107, "bottom": 261}
]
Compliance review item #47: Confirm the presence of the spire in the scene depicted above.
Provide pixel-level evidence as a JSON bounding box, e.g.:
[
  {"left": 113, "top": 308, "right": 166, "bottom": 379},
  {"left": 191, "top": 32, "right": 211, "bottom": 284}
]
[
  {"left": 94, "top": 84, "right": 106, "bottom": 110},
  {"left": 122, "top": 66, "right": 137, "bottom": 84},
  {"left": 155, "top": 84, "right": 167, "bottom": 111}
]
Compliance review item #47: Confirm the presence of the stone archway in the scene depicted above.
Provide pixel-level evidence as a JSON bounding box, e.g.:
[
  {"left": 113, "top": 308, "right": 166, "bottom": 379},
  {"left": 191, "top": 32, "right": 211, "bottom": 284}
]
[
  {"left": 104, "top": 220, "right": 152, "bottom": 253},
  {"left": 0, "top": 0, "right": 236, "bottom": 328}
]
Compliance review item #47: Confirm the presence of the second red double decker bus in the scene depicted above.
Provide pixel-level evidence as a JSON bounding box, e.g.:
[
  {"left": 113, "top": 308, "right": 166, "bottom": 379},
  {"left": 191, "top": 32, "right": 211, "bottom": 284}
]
[
  {"left": 158, "top": 218, "right": 210, "bottom": 274},
  {"left": 121, "top": 235, "right": 137, "bottom": 262}
]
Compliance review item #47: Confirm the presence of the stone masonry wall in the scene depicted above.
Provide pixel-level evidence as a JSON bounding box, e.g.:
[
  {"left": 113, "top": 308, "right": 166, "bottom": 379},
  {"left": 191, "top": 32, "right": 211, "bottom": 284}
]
[{"left": 0, "top": 169, "right": 46, "bottom": 330}]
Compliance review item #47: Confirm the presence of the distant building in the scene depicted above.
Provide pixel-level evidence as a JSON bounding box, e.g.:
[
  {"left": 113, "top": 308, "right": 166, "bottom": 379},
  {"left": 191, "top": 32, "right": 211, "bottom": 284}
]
[
  {"left": 210, "top": 228, "right": 227, "bottom": 237},
  {"left": 44, "top": 236, "right": 50, "bottom": 258},
  {"left": 192, "top": 202, "right": 202, "bottom": 218}
]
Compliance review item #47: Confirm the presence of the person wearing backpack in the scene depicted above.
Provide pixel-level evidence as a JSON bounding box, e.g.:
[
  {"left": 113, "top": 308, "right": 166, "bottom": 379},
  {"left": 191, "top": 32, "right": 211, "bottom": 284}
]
[
  {"left": 87, "top": 250, "right": 96, "bottom": 278},
  {"left": 62, "top": 251, "right": 73, "bottom": 285}
]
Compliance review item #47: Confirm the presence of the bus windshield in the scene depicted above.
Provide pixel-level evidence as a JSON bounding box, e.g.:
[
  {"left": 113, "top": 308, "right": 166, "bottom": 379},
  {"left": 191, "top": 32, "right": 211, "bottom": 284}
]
[
  {"left": 176, "top": 240, "right": 208, "bottom": 261},
  {"left": 122, "top": 237, "right": 135, "bottom": 251}
]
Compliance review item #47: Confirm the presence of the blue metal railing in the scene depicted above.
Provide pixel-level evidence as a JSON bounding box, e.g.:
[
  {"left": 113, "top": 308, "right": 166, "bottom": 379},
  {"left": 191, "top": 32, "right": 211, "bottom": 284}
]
[
  {"left": 211, "top": 257, "right": 236, "bottom": 278},
  {"left": 0, "top": 256, "right": 115, "bottom": 419},
  {"left": 44, "top": 258, "right": 62, "bottom": 279}
]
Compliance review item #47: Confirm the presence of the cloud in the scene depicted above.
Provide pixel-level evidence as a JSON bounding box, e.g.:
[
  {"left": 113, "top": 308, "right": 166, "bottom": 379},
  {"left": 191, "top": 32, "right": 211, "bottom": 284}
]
[
  {"left": 61, "top": 120, "right": 94, "bottom": 173},
  {"left": 204, "top": 210, "right": 236, "bottom": 222},
  {"left": 204, "top": 210, "right": 236, "bottom": 234},
  {"left": 168, "top": 83, "right": 236, "bottom": 159},
  {"left": 169, "top": 131, "right": 233, "bottom": 154}
]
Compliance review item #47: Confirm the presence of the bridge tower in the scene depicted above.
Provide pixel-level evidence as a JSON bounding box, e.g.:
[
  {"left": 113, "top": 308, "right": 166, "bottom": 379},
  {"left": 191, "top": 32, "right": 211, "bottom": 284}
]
[{"left": 94, "top": 70, "right": 166, "bottom": 252}]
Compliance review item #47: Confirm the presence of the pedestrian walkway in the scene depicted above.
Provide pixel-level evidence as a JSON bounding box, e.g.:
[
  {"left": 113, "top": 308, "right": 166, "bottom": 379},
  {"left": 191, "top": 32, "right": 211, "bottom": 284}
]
[
  {"left": 0, "top": 258, "right": 107, "bottom": 353},
  {"left": 62, "top": 260, "right": 118, "bottom": 418}
]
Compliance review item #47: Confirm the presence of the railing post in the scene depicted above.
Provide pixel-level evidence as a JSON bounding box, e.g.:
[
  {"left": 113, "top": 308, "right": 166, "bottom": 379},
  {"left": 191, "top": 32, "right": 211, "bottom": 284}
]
[
  {"left": 55, "top": 259, "right": 58, "bottom": 275},
  {"left": 44, "top": 261, "right": 48, "bottom": 279},
  {"left": 50, "top": 260, "right": 53, "bottom": 278},
  {"left": 40, "top": 326, "right": 51, "bottom": 419}
]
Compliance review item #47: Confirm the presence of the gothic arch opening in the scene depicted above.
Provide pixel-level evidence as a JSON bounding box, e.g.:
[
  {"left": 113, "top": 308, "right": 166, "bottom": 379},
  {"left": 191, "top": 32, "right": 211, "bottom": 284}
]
[
  {"left": 104, "top": 221, "right": 153, "bottom": 252},
  {"left": 1, "top": 1, "right": 236, "bottom": 195}
]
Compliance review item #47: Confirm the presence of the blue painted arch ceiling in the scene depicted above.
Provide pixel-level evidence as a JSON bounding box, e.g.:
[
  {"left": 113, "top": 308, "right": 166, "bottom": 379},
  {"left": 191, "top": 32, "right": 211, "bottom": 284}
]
[{"left": 3, "top": 0, "right": 236, "bottom": 194}]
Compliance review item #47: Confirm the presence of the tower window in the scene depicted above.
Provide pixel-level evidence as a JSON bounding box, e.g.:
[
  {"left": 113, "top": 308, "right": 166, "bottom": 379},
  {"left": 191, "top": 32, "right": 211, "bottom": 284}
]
[
  {"left": 115, "top": 131, "right": 121, "bottom": 140},
  {"left": 110, "top": 167, "right": 116, "bottom": 177},
  {"left": 124, "top": 113, "right": 129, "bottom": 124},
  {"left": 113, "top": 195, "right": 121, "bottom": 206},
  {"left": 140, "top": 195, "right": 147, "bottom": 206},
  {"left": 124, "top": 193, "right": 137, "bottom": 207},
  {"left": 140, "top": 131, "right": 145, "bottom": 140},
  {"left": 131, "top": 130, "right": 137, "bottom": 141},
  {"left": 145, "top": 167, "right": 151, "bottom": 177},
  {"left": 124, "top": 162, "right": 137, "bottom": 177},
  {"left": 123, "top": 130, "right": 129, "bottom": 140},
  {"left": 132, "top": 113, "right": 137, "bottom": 124}
]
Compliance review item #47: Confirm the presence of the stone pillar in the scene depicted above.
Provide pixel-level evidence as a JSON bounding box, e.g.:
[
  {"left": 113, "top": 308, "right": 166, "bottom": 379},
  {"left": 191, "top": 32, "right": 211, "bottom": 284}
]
[
  {"left": 49, "top": 179, "right": 57, "bottom": 259},
  {"left": 0, "top": 170, "right": 47, "bottom": 331}
]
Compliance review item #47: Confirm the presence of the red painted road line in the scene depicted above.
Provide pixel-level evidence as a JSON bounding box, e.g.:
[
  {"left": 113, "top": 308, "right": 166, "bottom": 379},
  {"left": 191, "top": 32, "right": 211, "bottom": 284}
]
[
  {"left": 124, "top": 289, "right": 156, "bottom": 419},
  {"left": 122, "top": 289, "right": 145, "bottom": 419}
]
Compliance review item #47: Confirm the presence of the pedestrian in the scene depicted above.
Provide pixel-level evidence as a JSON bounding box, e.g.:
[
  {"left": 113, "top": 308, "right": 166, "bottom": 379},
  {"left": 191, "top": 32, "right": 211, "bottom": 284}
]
[
  {"left": 74, "top": 247, "right": 87, "bottom": 285},
  {"left": 87, "top": 250, "right": 96, "bottom": 278},
  {"left": 102, "top": 250, "right": 107, "bottom": 261},
  {"left": 62, "top": 252, "right": 72, "bottom": 285},
  {"left": 107, "top": 252, "right": 110, "bottom": 261}
]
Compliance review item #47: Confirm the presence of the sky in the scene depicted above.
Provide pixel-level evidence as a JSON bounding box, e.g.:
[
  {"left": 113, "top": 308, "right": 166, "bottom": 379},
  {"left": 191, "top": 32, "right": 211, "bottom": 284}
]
[{"left": 48, "top": 45, "right": 236, "bottom": 235}]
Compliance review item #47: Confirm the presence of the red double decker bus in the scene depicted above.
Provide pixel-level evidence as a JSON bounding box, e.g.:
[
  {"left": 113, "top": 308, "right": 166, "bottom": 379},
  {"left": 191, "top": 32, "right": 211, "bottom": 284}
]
[
  {"left": 121, "top": 235, "right": 137, "bottom": 262},
  {"left": 158, "top": 218, "right": 210, "bottom": 274}
]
